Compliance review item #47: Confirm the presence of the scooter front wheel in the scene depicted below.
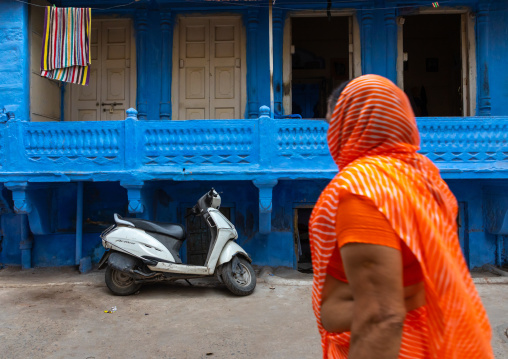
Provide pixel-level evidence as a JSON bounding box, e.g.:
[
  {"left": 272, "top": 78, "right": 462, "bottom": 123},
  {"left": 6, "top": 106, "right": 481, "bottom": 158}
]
[
  {"left": 222, "top": 257, "right": 256, "bottom": 296},
  {"left": 105, "top": 265, "right": 142, "bottom": 296}
]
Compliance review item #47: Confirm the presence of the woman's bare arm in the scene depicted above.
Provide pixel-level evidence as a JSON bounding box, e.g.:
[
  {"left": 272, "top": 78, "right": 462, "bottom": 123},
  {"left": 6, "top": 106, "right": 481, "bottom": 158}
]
[{"left": 340, "top": 243, "right": 406, "bottom": 359}]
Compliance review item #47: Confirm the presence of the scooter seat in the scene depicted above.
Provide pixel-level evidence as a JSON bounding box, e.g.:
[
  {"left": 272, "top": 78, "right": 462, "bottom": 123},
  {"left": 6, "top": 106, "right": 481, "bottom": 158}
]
[{"left": 117, "top": 215, "right": 186, "bottom": 240}]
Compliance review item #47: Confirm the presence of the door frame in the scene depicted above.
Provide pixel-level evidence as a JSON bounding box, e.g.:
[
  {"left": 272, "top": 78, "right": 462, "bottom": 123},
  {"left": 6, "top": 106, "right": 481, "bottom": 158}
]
[
  {"left": 171, "top": 14, "right": 247, "bottom": 121},
  {"left": 396, "top": 8, "right": 476, "bottom": 117},
  {"left": 65, "top": 18, "right": 137, "bottom": 121},
  {"left": 283, "top": 10, "right": 362, "bottom": 116}
]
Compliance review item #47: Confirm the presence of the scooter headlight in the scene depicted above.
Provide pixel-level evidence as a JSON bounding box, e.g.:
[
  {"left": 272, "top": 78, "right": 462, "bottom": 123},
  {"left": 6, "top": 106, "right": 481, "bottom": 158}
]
[{"left": 211, "top": 194, "right": 221, "bottom": 209}]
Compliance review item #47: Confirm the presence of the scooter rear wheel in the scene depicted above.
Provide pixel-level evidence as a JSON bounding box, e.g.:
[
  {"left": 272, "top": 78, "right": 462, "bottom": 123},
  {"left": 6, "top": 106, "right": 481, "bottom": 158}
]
[
  {"left": 105, "top": 265, "right": 142, "bottom": 296},
  {"left": 222, "top": 257, "right": 256, "bottom": 296}
]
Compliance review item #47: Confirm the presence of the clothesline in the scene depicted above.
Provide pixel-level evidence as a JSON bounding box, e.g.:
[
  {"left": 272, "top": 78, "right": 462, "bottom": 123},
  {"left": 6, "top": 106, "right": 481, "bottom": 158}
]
[
  {"left": 10, "top": 0, "right": 472, "bottom": 12},
  {"left": 11, "top": 0, "right": 140, "bottom": 10}
]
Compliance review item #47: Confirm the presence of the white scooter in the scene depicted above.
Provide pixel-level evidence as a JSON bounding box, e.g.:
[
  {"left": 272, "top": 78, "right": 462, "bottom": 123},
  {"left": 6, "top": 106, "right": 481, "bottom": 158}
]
[{"left": 98, "top": 189, "right": 256, "bottom": 296}]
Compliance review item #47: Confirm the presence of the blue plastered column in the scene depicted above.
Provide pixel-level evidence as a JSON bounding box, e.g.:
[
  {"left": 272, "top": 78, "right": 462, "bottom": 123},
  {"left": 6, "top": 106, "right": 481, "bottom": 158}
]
[
  {"left": 384, "top": 9, "right": 397, "bottom": 83},
  {"left": 0, "top": 1, "right": 29, "bottom": 120},
  {"left": 477, "top": 2, "right": 491, "bottom": 116},
  {"left": 246, "top": 10, "right": 260, "bottom": 119},
  {"left": 135, "top": 11, "right": 148, "bottom": 120},
  {"left": 361, "top": 7, "right": 374, "bottom": 75},
  {"left": 121, "top": 181, "right": 146, "bottom": 218},
  {"left": 159, "top": 11, "right": 173, "bottom": 120},
  {"left": 5, "top": 182, "right": 33, "bottom": 269},
  {"left": 272, "top": 10, "right": 284, "bottom": 115},
  {"left": 254, "top": 106, "right": 278, "bottom": 234},
  {"left": 253, "top": 179, "right": 278, "bottom": 234}
]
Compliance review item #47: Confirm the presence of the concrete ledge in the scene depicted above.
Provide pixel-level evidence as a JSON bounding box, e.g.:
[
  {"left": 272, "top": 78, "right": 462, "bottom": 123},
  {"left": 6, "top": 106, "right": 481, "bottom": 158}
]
[
  {"left": 2, "top": 266, "right": 508, "bottom": 288},
  {"left": 472, "top": 277, "right": 508, "bottom": 284}
]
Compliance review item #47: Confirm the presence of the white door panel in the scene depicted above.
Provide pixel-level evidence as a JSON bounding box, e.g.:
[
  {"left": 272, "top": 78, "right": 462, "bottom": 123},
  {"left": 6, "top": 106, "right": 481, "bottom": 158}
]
[
  {"left": 101, "top": 20, "right": 130, "bottom": 121},
  {"left": 180, "top": 18, "right": 210, "bottom": 120},
  {"left": 210, "top": 18, "right": 241, "bottom": 119},
  {"left": 179, "top": 17, "right": 242, "bottom": 120},
  {"left": 71, "top": 20, "right": 132, "bottom": 121}
]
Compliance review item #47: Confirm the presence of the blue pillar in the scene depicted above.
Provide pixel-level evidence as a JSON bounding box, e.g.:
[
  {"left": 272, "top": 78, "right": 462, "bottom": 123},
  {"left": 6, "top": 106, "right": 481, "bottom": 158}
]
[
  {"left": 253, "top": 179, "right": 278, "bottom": 234},
  {"left": 135, "top": 11, "right": 148, "bottom": 120},
  {"left": 273, "top": 10, "right": 284, "bottom": 115},
  {"left": 125, "top": 108, "right": 139, "bottom": 169},
  {"left": 246, "top": 10, "right": 259, "bottom": 119},
  {"left": 384, "top": 9, "right": 397, "bottom": 83},
  {"left": 361, "top": 8, "right": 373, "bottom": 74},
  {"left": 20, "top": 214, "right": 32, "bottom": 270},
  {"left": 258, "top": 106, "right": 274, "bottom": 168},
  {"left": 477, "top": 3, "right": 491, "bottom": 116},
  {"left": 6, "top": 181, "right": 31, "bottom": 215},
  {"left": 75, "top": 181, "right": 83, "bottom": 265},
  {"left": 5, "top": 181, "right": 33, "bottom": 269},
  {"left": 121, "top": 181, "right": 145, "bottom": 216},
  {"left": 160, "top": 11, "right": 173, "bottom": 120}
]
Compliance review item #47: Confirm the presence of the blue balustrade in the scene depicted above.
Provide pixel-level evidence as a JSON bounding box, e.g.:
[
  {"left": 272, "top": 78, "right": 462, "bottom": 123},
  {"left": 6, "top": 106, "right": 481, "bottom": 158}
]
[{"left": 0, "top": 110, "right": 507, "bottom": 182}]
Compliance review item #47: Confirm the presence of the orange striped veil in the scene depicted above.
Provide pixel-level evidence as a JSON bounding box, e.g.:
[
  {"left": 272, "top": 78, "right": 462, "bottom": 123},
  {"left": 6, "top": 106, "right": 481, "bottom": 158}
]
[{"left": 309, "top": 75, "right": 493, "bottom": 358}]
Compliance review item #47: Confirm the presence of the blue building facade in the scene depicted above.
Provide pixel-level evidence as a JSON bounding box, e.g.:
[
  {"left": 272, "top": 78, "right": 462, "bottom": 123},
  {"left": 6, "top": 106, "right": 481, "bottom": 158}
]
[{"left": 0, "top": 0, "right": 507, "bottom": 270}]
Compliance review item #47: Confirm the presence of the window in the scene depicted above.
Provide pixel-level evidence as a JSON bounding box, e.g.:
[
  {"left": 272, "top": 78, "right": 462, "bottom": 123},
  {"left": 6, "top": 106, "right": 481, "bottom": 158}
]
[
  {"left": 284, "top": 14, "right": 360, "bottom": 118},
  {"left": 397, "top": 12, "right": 476, "bottom": 117}
]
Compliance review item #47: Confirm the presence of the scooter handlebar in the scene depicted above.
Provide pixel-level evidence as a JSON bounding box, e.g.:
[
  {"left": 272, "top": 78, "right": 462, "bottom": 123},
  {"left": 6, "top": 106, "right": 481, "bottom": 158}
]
[{"left": 195, "top": 188, "right": 217, "bottom": 215}]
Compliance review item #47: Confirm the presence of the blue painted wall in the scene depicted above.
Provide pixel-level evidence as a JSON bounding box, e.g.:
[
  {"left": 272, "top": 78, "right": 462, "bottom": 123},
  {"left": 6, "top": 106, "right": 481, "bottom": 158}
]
[
  {"left": 487, "top": 2, "right": 508, "bottom": 116},
  {"left": 0, "top": 1, "right": 29, "bottom": 120},
  {"left": 2, "top": 178, "right": 502, "bottom": 269},
  {"left": 1, "top": 0, "right": 508, "bottom": 269}
]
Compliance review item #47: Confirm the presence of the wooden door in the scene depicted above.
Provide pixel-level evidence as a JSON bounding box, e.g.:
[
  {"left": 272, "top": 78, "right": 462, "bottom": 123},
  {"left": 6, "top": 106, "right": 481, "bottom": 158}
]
[
  {"left": 179, "top": 18, "right": 211, "bottom": 121},
  {"left": 71, "top": 20, "right": 132, "bottom": 121},
  {"left": 210, "top": 18, "right": 241, "bottom": 119},
  {"left": 101, "top": 20, "right": 131, "bottom": 121},
  {"left": 72, "top": 24, "right": 100, "bottom": 121},
  {"left": 179, "top": 17, "right": 242, "bottom": 120}
]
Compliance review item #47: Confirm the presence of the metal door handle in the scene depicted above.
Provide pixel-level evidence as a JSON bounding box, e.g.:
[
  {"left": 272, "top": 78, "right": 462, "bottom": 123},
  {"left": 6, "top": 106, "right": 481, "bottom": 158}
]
[
  {"left": 101, "top": 102, "right": 123, "bottom": 106},
  {"left": 102, "top": 102, "right": 123, "bottom": 114}
]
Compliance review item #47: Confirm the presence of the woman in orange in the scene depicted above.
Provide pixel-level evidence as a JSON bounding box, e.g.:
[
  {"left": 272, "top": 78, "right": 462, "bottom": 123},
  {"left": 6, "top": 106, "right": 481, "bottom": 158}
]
[{"left": 309, "top": 75, "right": 493, "bottom": 358}]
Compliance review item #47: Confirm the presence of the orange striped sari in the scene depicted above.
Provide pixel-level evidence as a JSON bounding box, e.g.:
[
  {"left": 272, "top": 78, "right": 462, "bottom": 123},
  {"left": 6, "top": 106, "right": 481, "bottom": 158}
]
[{"left": 309, "top": 75, "right": 493, "bottom": 358}]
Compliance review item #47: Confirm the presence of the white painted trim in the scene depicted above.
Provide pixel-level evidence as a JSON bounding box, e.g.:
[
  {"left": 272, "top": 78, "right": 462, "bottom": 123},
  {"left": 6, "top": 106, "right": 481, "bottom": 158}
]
[
  {"left": 282, "top": 16, "right": 292, "bottom": 115},
  {"left": 240, "top": 19, "right": 247, "bottom": 119},
  {"left": 461, "top": 13, "right": 468, "bottom": 116},
  {"left": 467, "top": 12, "right": 477, "bottom": 116},
  {"left": 352, "top": 14, "right": 362, "bottom": 78},
  {"left": 130, "top": 20, "right": 137, "bottom": 114},
  {"left": 396, "top": 17, "right": 404, "bottom": 89},
  {"left": 171, "top": 17, "right": 180, "bottom": 120}
]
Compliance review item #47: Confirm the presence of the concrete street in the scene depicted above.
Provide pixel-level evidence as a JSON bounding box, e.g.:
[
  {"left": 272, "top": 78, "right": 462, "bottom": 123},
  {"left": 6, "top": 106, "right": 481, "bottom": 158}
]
[{"left": 0, "top": 267, "right": 506, "bottom": 359}]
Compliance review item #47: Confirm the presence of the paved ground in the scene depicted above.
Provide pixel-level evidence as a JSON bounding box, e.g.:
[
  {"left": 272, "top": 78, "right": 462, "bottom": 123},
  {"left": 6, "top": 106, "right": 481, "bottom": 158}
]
[{"left": 0, "top": 266, "right": 506, "bottom": 359}]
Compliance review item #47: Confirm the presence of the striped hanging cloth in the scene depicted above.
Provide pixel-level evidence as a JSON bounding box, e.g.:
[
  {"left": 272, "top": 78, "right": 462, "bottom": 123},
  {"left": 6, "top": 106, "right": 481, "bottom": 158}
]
[{"left": 40, "top": 6, "right": 92, "bottom": 86}]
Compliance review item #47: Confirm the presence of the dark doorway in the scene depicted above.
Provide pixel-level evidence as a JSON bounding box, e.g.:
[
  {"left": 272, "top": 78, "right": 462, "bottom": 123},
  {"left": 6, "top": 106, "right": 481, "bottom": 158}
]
[
  {"left": 403, "top": 14, "right": 462, "bottom": 117},
  {"left": 185, "top": 207, "right": 231, "bottom": 265},
  {"left": 457, "top": 201, "right": 469, "bottom": 268},
  {"left": 294, "top": 207, "right": 313, "bottom": 273},
  {"left": 291, "top": 17, "right": 350, "bottom": 118}
]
